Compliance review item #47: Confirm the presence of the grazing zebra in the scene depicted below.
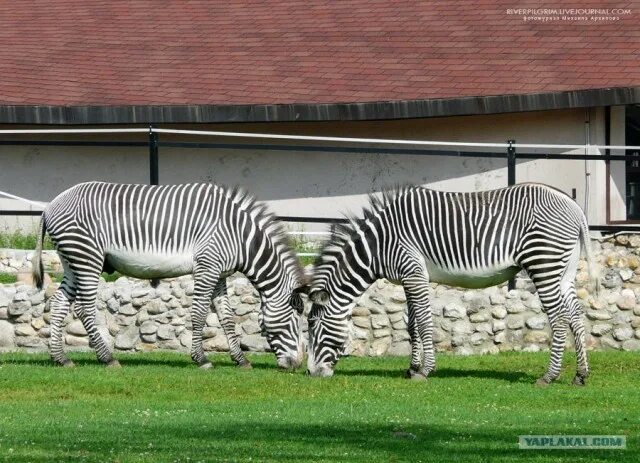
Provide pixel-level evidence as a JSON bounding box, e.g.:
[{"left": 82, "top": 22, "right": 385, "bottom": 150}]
[
  {"left": 32, "top": 182, "right": 308, "bottom": 370},
  {"left": 307, "top": 183, "right": 598, "bottom": 386}
]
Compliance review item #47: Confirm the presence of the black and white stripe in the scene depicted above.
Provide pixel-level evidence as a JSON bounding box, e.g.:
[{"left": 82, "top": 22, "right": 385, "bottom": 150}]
[
  {"left": 307, "top": 183, "right": 597, "bottom": 385},
  {"left": 32, "top": 182, "right": 307, "bottom": 370}
]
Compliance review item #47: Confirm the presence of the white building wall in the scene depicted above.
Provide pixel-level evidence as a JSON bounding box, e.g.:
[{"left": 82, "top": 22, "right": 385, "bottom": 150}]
[{"left": 0, "top": 108, "right": 611, "bottom": 232}]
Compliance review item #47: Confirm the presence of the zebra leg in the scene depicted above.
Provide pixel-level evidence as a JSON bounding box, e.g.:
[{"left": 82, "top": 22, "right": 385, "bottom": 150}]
[
  {"left": 521, "top": 243, "right": 577, "bottom": 386},
  {"left": 213, "top": 278, "right": 250, "bottom": 368},
  {"left": 402, "top": 270, "right": 435, "bottom": 380},
  {"left": 74, "top": 270, "right": 118, "bottom": 367},
  {"left": 48, "top": 279, "right": 76, "bottom": 367},
  {"left": 190, "top": 265, "right": 218, "bottom": 369},
  {"left": 404, "top": 305, "right": 423, "bottom": 379},
  {"left": 566, "top": 293, "right": 590, "bottom": 386},
  {"left": 536, "top": 306, "right": 569, "bottom": 386},
  {"left": 524, "top": 271, "right": 571, "bottom": 386}
]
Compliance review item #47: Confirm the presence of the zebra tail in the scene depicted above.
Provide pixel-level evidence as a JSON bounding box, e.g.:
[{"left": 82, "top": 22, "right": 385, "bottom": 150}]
[
  {"left": 32, "top": 215, "right": 46, "bottom": 290},
  {"left": 580, "top": 215, "right": 601, "bottom": 295}
]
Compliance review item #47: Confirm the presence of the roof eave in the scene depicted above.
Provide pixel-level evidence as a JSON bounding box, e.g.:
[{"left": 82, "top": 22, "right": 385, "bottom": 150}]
[{"left": 1, "top": 86, "right": 639, "bottom": 125}]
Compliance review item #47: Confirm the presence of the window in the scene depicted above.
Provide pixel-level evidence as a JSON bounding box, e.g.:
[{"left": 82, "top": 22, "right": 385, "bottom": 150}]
[{"left": 626, "top": 105, "right": 640, "bottom": 219}]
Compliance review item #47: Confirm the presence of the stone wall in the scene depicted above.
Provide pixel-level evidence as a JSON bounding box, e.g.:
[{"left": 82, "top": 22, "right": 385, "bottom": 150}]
[
  {"left": 0, "top": 249, "right": 62, "bottom": 276},
  {"left": 1, "top": 235, "right": 640, "bottom": 356}
]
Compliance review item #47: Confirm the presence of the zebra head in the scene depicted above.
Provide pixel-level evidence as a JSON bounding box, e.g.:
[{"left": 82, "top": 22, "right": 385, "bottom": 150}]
[
  {"left": 305, "top": 287, "right": 351, "bottom": 378},
  {"left": 258, "top": 275, "right": 309, "bottom": 371},
  {"left": 305, "top": 213, "right": 381, "bottom": 377},
  {"left": 304, "top": 216, "right": 380, "bottom": 377}
]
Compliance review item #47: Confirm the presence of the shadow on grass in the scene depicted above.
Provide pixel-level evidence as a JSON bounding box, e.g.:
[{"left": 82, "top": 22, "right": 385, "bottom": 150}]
[
  {"left": 0, "top": 354, "right": 187, "bottom": 368},
  {"left": 336, "top": 366, "right": 537, "bottom": 383},
  {"left": 0, "top": 352, "right": 283, "bottom": 370},
  {"left": 432, "top": 367, "right": 537, "bottom": 383},
  {"left": 9, "top": 420, "right": 633, "bottom": 462},
  {"left": 111, "top": 355, "right": 284, "bottom": 370},
  {"left": 1, "top": 354, "right": 538, "bottom": 383}
]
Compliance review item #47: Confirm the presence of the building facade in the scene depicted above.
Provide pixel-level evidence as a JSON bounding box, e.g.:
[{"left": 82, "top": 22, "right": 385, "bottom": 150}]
[{"left": 1, "top": 1, "right": 639, "bottom": 231}]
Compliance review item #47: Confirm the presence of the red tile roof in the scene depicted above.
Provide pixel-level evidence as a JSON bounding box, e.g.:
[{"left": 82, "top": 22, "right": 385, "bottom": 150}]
[{"left": 0, "top": 0, "right": 638, "bottom": 106}]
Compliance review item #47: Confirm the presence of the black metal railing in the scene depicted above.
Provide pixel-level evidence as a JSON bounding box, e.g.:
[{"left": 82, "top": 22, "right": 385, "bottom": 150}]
[{"left": 2, "top": 127, "right": 640, "bottom": 289}]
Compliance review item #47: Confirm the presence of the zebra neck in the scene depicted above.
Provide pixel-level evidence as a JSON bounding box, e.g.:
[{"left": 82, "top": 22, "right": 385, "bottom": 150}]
[
  {"left": 327, "top": 235, "right": 379, "bottom": 306},
  {"left": 238, "top": 234, "right": 287, "bottom": 297},
  {"left": 244, "top": 265, "right": 286, "bottom": 296}
]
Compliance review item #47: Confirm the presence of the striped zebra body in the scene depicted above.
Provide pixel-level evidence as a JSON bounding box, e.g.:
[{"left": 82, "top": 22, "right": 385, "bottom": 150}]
[
  {"left": 307, "top": 183, "right": 597, "bottom": 385},
  {"left": 33, "top": 182, "right": 307, "bottom": 370}
]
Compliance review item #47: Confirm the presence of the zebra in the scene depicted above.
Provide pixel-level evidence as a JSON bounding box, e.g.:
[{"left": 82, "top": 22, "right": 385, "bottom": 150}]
[
  {"left": 306, "top": 183, "right": 599, "bottom": 386},
  {"left": 31, "top": 181, "right": 308, "bottom": 370}
]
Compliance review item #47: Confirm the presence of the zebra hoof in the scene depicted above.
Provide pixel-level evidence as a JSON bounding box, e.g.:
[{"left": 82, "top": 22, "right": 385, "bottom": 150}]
[
  {"left": 405, "top": 368, "right": 428, "bottom": 381},
  {"left": 106, "top": 359, "right": 121, "bottom": 369},
  {"left": 535, "top": 377, "right": 551, "bottom": 387},
  {"left": 572, "top": 375, "right": 586, "bottom": 386},
  {"left": 61, "top": 360, "right": 75, "bottom": 368},
  {"left": 199, "top": 362, "right": 213, "bottom": 370},
  {"left": 237, "top": 361, "right": 252, "bottom": 370}
]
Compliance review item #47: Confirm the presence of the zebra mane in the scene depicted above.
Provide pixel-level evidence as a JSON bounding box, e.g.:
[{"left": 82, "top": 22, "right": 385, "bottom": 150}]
[
  {"left": 314, "top": 185, "right": 414, "bottom": 266},
  {"left": 225, "top": 185, "right": 306, "bottom": 285}
]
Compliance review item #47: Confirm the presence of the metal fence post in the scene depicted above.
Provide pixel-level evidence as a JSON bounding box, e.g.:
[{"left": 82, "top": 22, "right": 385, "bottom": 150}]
[
  {"left": 507, "top": 139, "right": 516, "bottom": 186},
  {"left": 149, "top": 125, "right": 159, "bottom": 185},
  {"left": 507, "top": 139, "right": 516, "bottom": 291}
]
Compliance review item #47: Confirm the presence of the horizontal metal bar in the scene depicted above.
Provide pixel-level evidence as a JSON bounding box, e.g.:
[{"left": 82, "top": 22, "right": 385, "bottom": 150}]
[
  {"left": 0, "top": 140, "right": 148, "bottom": 147},
  {"left": 516, "top": 142, "right": 640, "bottom": 150},
  {"left": 159, "top": 141, "right": 636, "bottom": 161},
  {"left": 590, "top": 225, "right": 640, "bottom": 232},
  {"left": 155, "top": 128, "right": 640, "bottom": 151},
  {"left": 159, "top": 141, "right": 506, "bottom": 158},
  {"left": 0, "top": 128, "right": 148, "bottom": 134},
  {"left": 155, "top": 127, "right": 511, "bottom": 148},
  {"left": 286, "top": 231, "right": 332, "bottom": 236},
  {"left": 0, "top": 210, "right": 351, "bottom": 223},
  {"left": 516, "top": 153, "right": 631, "bottom": 161},
  {"left": 0, "top": 210, "right": 43, "bottom": 216},
  {"left": 275, "top": 216, "right": 349, "bottom": 224},
  {"left": 2, "top": 209, "right": 639, "bottom": 233},
  {"left": 162, "top": 142, "right": 639, "bottom": 160}
]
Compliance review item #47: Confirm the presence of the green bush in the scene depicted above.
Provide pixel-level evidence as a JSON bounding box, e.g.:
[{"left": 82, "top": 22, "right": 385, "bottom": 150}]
[
  {"left": 0, "top": 272, "right": 17, "bottom": 284},
  {"left": 0, "top": 230, "right": 54, "bottom": 250}
]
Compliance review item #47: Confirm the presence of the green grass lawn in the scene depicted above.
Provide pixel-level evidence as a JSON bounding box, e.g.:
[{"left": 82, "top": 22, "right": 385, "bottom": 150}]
[{"left": 0, "top": 351, "right": 637, "bottom": 462}]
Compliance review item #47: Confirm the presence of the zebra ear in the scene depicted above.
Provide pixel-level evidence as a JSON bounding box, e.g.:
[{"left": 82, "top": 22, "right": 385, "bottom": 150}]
[{"left": 310, "top": 289, "right": 330, "bottom": 305}]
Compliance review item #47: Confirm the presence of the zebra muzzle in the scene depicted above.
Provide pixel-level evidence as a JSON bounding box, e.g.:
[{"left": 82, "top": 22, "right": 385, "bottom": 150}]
[
  {"left": 305, "top": 363, "right": 334, "bottom": 378},
  {"left": 277, "top": 355, "right": 301, "bottom": 370}
]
